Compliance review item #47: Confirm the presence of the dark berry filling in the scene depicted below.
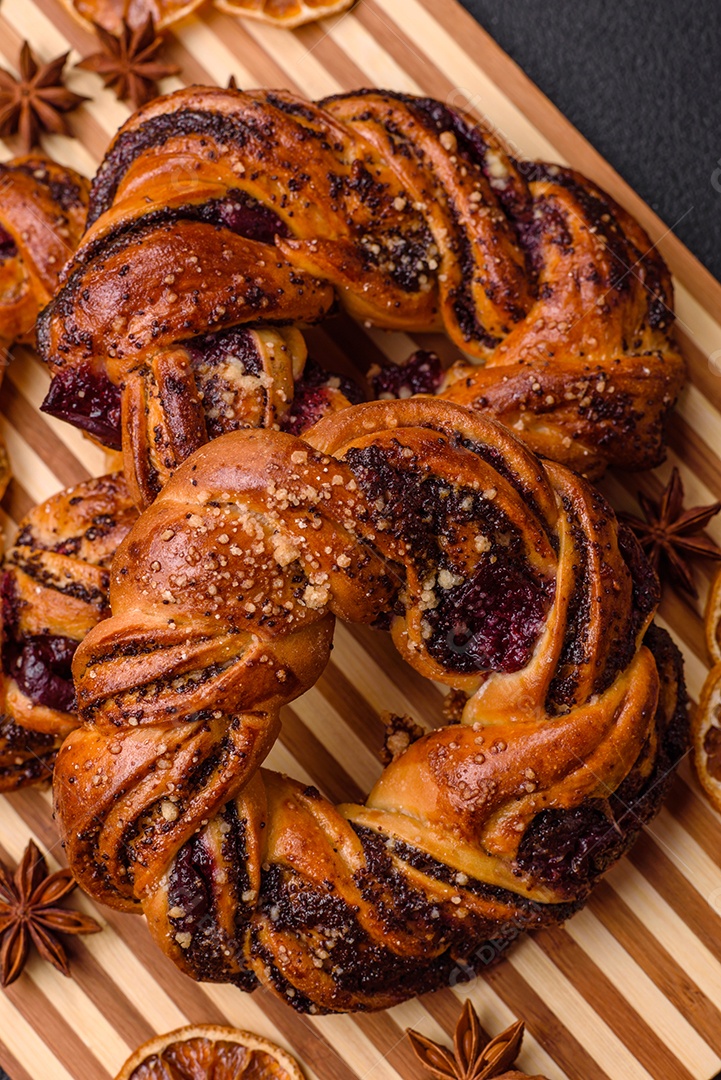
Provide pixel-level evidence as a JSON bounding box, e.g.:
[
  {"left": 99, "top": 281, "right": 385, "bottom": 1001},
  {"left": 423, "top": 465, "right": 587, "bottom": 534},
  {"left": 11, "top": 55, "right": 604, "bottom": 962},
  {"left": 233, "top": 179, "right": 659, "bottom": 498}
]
[
  {"left": 343, "top": 441, "right": 553, "bottom": 673},
  {"left": 281, "top": 385, "right": 335, "bottom": 436},
  {"left": 168, "top": 836, "right": 214, "bottom": 940},
  {"left": 423, "top": 555, "right": 554, "bottom": 673},
  {"left": 0, "top": 224, "right": 17, "bottom": 263},
  {"left": 41, "top": 364, "right": 123, "bottom": 449},
  {"left": 282, "top": 358, "right": 363, "bottom": 436},
  {"left": 515, "top": 804, "right": 618, "bottom": 892},
  {"left": 371, "top": 350, "right": 443, "bottom": 400},
  {"left": 207, "top": 190, "right": 288, "bottom": 244},
  {"left": 4, "top": 634, "right": 77, "bottom": 713},
  {"left": 184, "top": 325, "right": 263, "bottom": 375},
  {"left": 167, "top": 832, "right": 243, "bottom": 982}
]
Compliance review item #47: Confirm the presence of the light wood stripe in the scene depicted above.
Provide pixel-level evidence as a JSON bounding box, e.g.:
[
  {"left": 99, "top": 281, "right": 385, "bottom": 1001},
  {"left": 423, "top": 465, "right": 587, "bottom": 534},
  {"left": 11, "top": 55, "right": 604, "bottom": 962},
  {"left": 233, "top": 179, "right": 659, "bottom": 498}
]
[
  {"left": 427, "top": 987, "right": 571, "bottom": 1080},
  {"left": 510, "top": 938, "right": 656, "bottom": 1080},
  {"left": 562, "top": 910, "right": 718, "bottom": 1075},
  {"left": 1, "top": 2, "right": 721, "bottom": 1078},
  {"left": 0, "top": 991, "right": 76, "bottom": 1080},
  {"left": 590, "top": 877, "right": 721, "bottom": 1058},
  {"left": 484, "top": 960, "right": 612, "bottom": 1080}
]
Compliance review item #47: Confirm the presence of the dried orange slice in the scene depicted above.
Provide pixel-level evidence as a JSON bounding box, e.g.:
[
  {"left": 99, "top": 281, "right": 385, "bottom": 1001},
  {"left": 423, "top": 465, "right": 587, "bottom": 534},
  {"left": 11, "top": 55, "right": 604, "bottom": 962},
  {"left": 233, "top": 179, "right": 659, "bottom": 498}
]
[
  {"left": 58, "top": 0, "right": 207, "bottom": 34},
  {"left": 693, "top": 663, "right": 721, "bottom": 815},
  {"left": 213, "top": 0, "right": 354, "bottom": 28},
  {"left": 60, "top": 0, "right": 352, "bottom": 31},
  {"left": 114, "top": 1025, "right": 304, "bottom": 1080},
  {"left": 705, "top": 566, "right": 721, "bottom": 666}
]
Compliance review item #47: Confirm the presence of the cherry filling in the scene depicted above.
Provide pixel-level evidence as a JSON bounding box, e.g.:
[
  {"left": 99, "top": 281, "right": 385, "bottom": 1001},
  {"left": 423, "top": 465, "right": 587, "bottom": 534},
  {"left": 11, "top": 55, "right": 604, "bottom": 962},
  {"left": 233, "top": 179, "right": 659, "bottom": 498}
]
[
  {"left": 371, "top": 350, "right": 443, "bottom": 400},
  {"left": 185, "top": 324, "right": 263, "bottom": 375},
  {"left": 281, "top": 358, "right": 364, "bottom": 436},
  {"left": 4, "top": 635, "right": 77, "bottom": 713},
  {"left": 0, "top": 224, "right": 17, "bottom": 263},
  {"left": 515, "top": 804, "right": 617, "bottom": 894},
  {"left": 203, "top": 190, "right": 289, "bottom": 245},
  {"left": 40, "top": 364, "right": 123, "bottom": 450},
  {"left": 423, "top": 555, "right": 554, "bottom": 673}
]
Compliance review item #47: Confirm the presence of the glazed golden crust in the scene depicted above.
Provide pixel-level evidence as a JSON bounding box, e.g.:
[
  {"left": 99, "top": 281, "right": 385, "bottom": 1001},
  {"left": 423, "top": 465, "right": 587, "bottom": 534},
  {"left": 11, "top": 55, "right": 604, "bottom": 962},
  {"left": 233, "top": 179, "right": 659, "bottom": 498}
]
[
  {"left": 0, "top": 155, "right": 89, "bottom": 498},
  {"left": 37, "top": 87, "right": 684, "bottom": 493},
  {"left": 54, "top": 399, "right": 686, "bottom": 1012},
  {"left": 0, "top": 474, "right": 137, "bottom": 790},
  {"left": 0, "top": 155, "right": 89, "bottom": 351}
]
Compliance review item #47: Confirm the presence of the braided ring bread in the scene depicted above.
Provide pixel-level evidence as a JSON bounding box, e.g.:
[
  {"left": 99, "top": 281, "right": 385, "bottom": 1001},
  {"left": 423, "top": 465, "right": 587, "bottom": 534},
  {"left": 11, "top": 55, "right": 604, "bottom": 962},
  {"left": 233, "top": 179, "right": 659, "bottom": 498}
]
[
  {"left": 54, "top": 398, "right": 687, "bottom": 1013},
  {"left": 0, "top": 474, "right": 137, "bottom": 790},
  {"left": 37, "top": 87, "right": 684, "bottom": 506}
]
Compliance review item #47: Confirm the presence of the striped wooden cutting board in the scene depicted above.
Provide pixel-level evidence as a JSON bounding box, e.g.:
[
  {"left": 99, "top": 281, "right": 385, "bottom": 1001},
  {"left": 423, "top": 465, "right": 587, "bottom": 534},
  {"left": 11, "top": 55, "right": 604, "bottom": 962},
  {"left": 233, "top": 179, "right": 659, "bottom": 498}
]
[{"left": 1, "top": 2, "right": 721, "bottom": 1078}]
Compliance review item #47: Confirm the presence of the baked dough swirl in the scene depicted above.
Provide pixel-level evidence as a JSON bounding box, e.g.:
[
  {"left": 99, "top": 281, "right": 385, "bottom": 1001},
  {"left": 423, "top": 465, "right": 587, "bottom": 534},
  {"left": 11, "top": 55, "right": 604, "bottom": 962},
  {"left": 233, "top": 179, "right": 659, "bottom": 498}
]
[
  {"left": 54, "top": 399, "right": 687, "bottom": 1013},
  {"left": 37, "top": 87, "right": 685, "bottom": 505},
  {"left": 0, "top": 474, "right": 137, "bottom": 790},
  {"left": 0, "top": 155, "right": 89, "bottom": 496},
  {"left": 0, "top": 155, "right": 88, "bottom": 352}
]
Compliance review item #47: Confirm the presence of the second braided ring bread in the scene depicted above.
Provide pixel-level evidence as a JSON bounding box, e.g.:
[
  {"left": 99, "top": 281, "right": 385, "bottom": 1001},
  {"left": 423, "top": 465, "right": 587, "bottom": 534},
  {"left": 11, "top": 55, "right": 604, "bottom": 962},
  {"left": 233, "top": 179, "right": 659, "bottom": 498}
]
[
  {"left": 54, "top": 398, "right": 687, "bottom": 1013},
  {"left": 37, "top": 86, "right": 685, "bottom": 506}
]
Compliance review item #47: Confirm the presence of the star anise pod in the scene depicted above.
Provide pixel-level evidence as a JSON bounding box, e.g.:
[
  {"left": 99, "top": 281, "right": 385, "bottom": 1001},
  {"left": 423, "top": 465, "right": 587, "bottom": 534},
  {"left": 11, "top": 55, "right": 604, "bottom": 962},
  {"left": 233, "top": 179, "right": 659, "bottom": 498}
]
[
  {"left": 77, "top": 16, "right": 181, "bottom": 110},
  {"left": 0, "top": 42, "right": 88, "bottom": 153},
  {"left": 621, "top": 467, "right": 721, "bottom": 598},
  {"left": 0, "top": 839, "right": 101, "bottom": 986},
  {"left": 408, "top": 1000, "right": 548, "bottom": 1079}
]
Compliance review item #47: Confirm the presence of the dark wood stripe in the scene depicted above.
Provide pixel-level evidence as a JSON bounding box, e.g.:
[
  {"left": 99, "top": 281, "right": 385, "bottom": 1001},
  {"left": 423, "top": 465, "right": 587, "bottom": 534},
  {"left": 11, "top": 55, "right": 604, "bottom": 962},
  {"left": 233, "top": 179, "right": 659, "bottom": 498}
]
[
  {"left": 316, "top": 660, "right": 387, "bottom": 749},
  {"left": 1, "top": 378, "right": 90, "bottom": 489},
  {"left": 629, "top": 830, "right": 721, "bottom": 970},
  {"left": 354, "top": 1010, "right": 432, "bottom": 1080},
  {"left": 667, "top": 413, "right": 721, "bottom": 507},
  {"left": 54, "top": 934, "right": 156, "bottom": 1053},
  {"left": 279, "top": 705, "right": 365, "bottom": 804},
  {"left": 4, "top": 979, "right": 111, "bottom": 1080},
  {"left": 164, "top": 33, "right": 220, "bottom": 89},
  {"left": 538, "top": 924, "right": 694, "bottom": 1080},
  {"left": 591, "top": 880, "right": 721, "bottom": 1056},
  {"left": 656, "top": 581, "right": 708, "bottom": 664},
  {"left": 484, "top": 960, "right": 611, "bottom": 1080},
  {"left": 0, "top": 1043, "right": 35, "bottom": 1080},
  {"left": 664, "top": 776, "right": 721, "bottom": 874},
  {"left": 257, "top": 988, "right": 362, "bottom": 1080},
  {"left": 5, "top": 788, "right": 365, "bottom": 1080},
  {"left": 346, "top": 623, "right": 446, "bottom": 725},
  {"left": 207, "top": 9, "right": 306, "bottom": 94},
  {"left": 293, "top": 21, "right": 370, "bottom": 90},
  {"left": 676, "top": 327, "right": 721, "bottom": 405},
  {"left": 358, "top": 1, "right": 460, "bottom": 102},
  {"left": 1, "top": 477, "right": 35, "bottom": 526}
]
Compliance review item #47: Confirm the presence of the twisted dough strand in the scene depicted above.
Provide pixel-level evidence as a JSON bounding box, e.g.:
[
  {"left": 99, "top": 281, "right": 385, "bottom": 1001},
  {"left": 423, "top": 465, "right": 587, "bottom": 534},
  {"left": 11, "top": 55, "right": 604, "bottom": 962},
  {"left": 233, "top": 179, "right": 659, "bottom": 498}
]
[
  {"left": 0, "top": 155, "right": 88, "bottom": 351},
  {"left": 55, "top": 399, "right": 685, "bottom": 1012},
  {"left": 37, "top": 87, "right": 684, "bottom": 500},
  {"left": 0, "top": 156, "right": 88, "bottom": 496},
  {"left": 0, "top": 474, "right": 137, "bottom": 790}
]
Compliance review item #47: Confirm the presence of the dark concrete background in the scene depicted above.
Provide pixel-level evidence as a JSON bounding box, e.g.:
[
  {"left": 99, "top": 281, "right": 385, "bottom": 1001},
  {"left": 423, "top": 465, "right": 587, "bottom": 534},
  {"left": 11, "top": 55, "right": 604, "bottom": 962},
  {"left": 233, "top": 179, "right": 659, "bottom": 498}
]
[
  {"left": 459, "top": 0, "right": 721, "bottom": 281},
  {"left": 0, "top": 6, "right": 717, "bottom": 1080}
]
